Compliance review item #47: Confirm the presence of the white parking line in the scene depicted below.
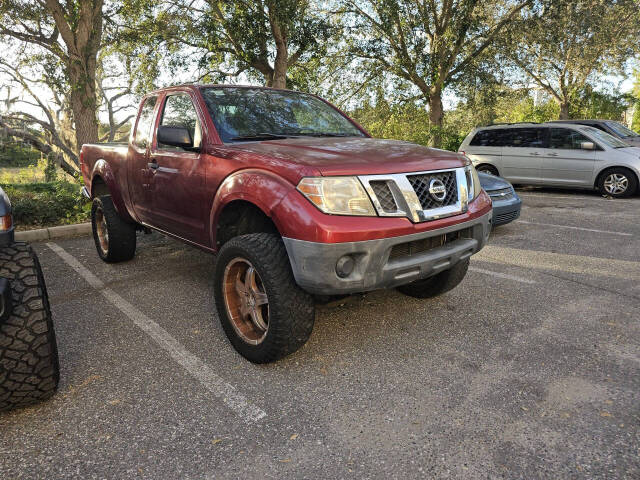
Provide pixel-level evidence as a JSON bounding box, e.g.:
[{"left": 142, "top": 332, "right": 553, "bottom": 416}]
[
  {"left": 468, "top": 266, "right": 537, "bottom": 284},
  {"left": 515, "top": 220, "right": 632, "bottom": 236},
  {"left": 47, "top": 242, "right": 267, "bottom": 423}
]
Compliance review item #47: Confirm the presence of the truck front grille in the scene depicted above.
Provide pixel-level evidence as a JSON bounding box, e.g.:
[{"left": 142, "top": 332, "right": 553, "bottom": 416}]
[
  {"left": 407, "top": 171, "right": 458, "bottom": 210},
  {"left": 359, "top": 167, "right": 468, "bottom": 223},
  {"left": 369, "top": 180, "right": 397, "bottom": 212}
]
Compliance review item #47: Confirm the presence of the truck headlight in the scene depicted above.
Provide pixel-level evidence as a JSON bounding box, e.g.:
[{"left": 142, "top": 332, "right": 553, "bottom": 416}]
[
  {"left": 465, "top": 163, "right": 482, "bottom": 200},
  {"left": 297, "top": 177, "right": 376, "bottom": 216}
]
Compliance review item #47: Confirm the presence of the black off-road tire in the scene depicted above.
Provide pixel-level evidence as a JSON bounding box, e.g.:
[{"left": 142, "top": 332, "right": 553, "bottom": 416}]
[
  {"left": 397, "top": 258, "right": 470, "bottom": 299},
  {"left": 0, "top": 242, "right": 59, "bottom": 411},
  {"left": 214, "top": 233, "right": 315, "bottom": 363},
  {"left": 92, "top": 195, "right": 136, "bottom": 263},
  {"left": 596, "top": 167, "right": 638, "bottom": 198}
]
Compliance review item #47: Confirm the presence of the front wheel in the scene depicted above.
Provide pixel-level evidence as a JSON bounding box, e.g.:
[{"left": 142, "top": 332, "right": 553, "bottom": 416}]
[
  {"left": 397, "top": 258, "right": 469, "bottom": 299},
  {"left": 213, "top": 233, "right": 315, "bottom": 363},
  {"left": 0, "top": 242, "right": 59, "bottom": 411},
  {"left": 597, "top": 168, "right": 638, "bottom": 198}
]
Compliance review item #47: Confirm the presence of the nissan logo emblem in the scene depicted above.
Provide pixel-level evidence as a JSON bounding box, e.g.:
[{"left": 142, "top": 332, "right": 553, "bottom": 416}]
[{"left": 428, "top": 179, "right": 447, "bottom": 202}]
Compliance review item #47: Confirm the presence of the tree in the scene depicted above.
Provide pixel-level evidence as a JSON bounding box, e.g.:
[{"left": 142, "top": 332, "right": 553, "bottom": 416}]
[
  {"left": 0, "top": 1, "right": 106, "bottom": 152},
  {"left": 505, "top": 0, "right": 640, "bottom": 120},
  {"left": 341, "top": 0, "right": 532, "bottom": 147},
  {"left": 161, "top": 0, "right": 333, "bottom": 89}
]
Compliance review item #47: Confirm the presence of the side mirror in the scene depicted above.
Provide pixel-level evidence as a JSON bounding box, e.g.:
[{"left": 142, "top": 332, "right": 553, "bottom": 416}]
[
  {"left": 580, "top": 141, "right": 595, "bottom": 151},
  {"left": 157, "top": 125, "right": 193, "bottom": 149}
]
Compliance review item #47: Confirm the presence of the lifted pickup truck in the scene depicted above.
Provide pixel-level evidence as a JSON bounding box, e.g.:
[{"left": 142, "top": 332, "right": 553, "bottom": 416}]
[{"left": 81, "top": 85, "right": 492, "bottom": 363}]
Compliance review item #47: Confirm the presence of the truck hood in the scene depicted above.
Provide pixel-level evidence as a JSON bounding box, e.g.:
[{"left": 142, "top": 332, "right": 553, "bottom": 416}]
[{"left": 225, "top": 137, "right": 467, "bottom": 176}]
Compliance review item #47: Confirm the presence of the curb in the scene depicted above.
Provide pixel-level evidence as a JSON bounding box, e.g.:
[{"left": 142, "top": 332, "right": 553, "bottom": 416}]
[{"left": 15, "top": 223, "right": 92, "bottom": 242}]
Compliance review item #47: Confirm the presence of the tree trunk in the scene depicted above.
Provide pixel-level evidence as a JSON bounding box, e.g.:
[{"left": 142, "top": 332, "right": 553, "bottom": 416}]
[
  {"left": 69, "top": 63, "right": 99, "bottom": 152},
  {"left": 271, "top": 50, "right": 288, "bottom": 89},
  {"left": 429, "top": 88, "right": 444, "bottom": 148},
  {"left": 559, "top": 100, "right": 570, "bottom": 120},
  {"left": 268, "top": 7, "right": 288, "bottom": 89}
]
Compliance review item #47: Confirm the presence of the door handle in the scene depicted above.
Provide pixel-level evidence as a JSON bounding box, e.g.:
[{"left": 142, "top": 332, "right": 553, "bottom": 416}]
[
  {"left": 148, "top": 161, "right": 159, "bottom": 170},
  {"left": 528, "top": 152, "right": 540, "bottom": 156}
]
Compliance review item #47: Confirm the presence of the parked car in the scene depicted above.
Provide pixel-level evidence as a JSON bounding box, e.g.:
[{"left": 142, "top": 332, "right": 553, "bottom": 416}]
[
  {"left": 547, "top": 120, "right": 640, "bottom": 148},
  {"left": 477, "top": 172, "right": 521, "bottom": 226},
  {"left": 459, "top": 122, "right": 640, "bottom": 197},
  {"left": 0, "top": 187, "right": 59, "bottom": 411},
  {"left": 80, "top": 85, "right": 492, "bottom": 363}
]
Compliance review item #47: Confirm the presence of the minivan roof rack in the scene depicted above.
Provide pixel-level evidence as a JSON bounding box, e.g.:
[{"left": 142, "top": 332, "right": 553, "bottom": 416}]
[{"left": 483, "top": 121, "right": 540, "bottom": 127}]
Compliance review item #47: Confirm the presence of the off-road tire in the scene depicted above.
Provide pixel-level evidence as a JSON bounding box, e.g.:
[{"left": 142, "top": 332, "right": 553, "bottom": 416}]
[
  {"left": 397, "top": 258, "right": 470, "bottom": 299},
  {"left": 476, "top": 164, "right": 499, "bottom": 176},
  {"left": 214, "top": 233, "right": 315, "bottom": 363},
  {"left": 0, "top": 242, "right": 59, "bottom": 411},
  {"left": 597, "top": 167, "right": 638, "bottom": 198},
  {"left": 92, "top": 195, "right": 136, "bottom": 263}
]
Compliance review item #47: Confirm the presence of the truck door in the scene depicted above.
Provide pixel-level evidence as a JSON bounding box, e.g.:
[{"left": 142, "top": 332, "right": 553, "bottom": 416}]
[
  {"left": 147, "top": 92, "right": 207, "bottom": 244},
  {"left": 128, "top": 95, "right": 159, "bottom": 224}
]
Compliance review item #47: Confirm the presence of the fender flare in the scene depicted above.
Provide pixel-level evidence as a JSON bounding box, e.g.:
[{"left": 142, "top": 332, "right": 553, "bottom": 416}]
[
  {"left": 91, "top": 160, "right": 135, "bottom": 223},
  {"left": 209, "top": 169, "right": 294, "bottom": 247}
]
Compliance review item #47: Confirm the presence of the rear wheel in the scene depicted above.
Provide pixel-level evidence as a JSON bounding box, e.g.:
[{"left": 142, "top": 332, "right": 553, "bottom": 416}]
[
  {"left": 476, "top": 164, "right": 499, "bottom": 176},
  {"left": 597, "top": 168, "right": 638, "bottom": 198},
  {"left": 0, "top": 242, "right": 59, "bottom": 411},
  {"left": 92, "top": 195, "right": 136, "bottom": 262},
  {"left": 214, "top": 233, "right": 315, "bottom": 363},
  {"left": 397, "top": 258, "right": 469, "bottom": 299}
]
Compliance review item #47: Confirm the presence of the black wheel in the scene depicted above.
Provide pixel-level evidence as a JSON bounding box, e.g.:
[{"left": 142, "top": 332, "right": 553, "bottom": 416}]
[
  {"left": 214, "top": 233, "right": 315, "bottom": 363},
  {"left": 0, "top": 242, "right": 59, "bottom": 411},
  {"left": 397, "top": 258, "right": 469, "bottom": 299},
  {"left": 92, "top": 195, "right": 136, "bottom": 262},
  {"left": 597, "top": 168, "right": 638, "bottom": 198},
  {"left": 476, "top": 164, "right": 499, "bottom": 176}
]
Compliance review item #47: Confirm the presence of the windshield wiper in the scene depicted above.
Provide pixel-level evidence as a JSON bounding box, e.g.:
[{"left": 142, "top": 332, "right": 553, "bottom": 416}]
[
  {"left": 288, "top": 132, "right": 355, "bottom": 137},
  {"left": 230, "top": 132, "right": 290, "bottom": 141}
]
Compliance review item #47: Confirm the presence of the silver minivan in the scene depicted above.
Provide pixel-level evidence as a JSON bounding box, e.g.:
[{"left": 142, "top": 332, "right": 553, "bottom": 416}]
[{"left": 459, "top": 123, "right": 640, "bottom": 197}]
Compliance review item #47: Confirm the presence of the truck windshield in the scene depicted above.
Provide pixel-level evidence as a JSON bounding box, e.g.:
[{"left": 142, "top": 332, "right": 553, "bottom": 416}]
[{"left": 200, "top": 87, "right": 365, "bottom": 143}]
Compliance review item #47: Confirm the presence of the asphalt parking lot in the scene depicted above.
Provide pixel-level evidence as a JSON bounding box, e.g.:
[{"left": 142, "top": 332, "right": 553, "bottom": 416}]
[{"left": 1, "top": 188, "right": 639, "bottom": 479}]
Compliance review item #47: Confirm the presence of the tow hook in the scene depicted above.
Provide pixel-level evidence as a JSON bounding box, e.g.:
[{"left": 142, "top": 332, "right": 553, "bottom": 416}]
[{"left": 0, "top": 277, "right": 12, "bottom": 324}]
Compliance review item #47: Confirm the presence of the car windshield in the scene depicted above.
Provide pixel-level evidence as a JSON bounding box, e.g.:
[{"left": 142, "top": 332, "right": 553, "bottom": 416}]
[
  {"left": 200, "top": 87, "right": 365, "bottom": 143},
  {"left": 605, "top": 121, "right": 640, "bottom": 138},
  {"left": 580, "top": 126, "right": 630, "bottom": 148}
]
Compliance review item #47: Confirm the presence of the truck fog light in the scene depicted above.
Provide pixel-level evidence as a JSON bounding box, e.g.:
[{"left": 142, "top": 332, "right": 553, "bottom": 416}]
[{"left": 336, "top": 255, "right": 355, "bottom": 278}]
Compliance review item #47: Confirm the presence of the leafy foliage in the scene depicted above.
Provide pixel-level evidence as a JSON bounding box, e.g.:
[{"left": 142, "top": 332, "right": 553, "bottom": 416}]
[{"left": 2, "top": 181, "right": 89, "bottom": 228}]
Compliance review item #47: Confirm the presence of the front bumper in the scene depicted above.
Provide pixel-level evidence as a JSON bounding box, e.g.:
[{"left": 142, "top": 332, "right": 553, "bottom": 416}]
[
  {"left": 283, "top": 210, "right": 492, "bottom": 295},
  {"left": 491, "top": 193, "right": 522, "bottom": 226}
]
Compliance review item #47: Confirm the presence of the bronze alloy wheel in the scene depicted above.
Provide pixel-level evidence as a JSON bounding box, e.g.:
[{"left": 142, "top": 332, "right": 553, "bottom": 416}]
[
  {"left": 222, "top": 257, "right": 269, "bottom": 345},
  {"left": 95, "top": 206, "right": 109, "bottom": 255}
]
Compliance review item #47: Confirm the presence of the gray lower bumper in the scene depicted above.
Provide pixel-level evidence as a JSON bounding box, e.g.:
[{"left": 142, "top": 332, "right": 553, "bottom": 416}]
[{"left": 283, "top": 211, "right": 492, "bottom": 295}]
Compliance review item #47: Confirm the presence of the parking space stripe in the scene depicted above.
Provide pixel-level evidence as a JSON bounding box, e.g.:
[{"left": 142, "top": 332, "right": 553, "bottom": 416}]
[
  {"left": 515, "top": 220, "right": 632, "bottom": 236},
  {"left": 468, "top": 266, "right": 537, "bottom": 284},
  {"left": 46, "top": 242, "right": 267, "bottom": 423}
]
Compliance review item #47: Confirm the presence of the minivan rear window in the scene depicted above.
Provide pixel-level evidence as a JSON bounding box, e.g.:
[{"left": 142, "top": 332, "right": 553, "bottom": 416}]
[{"left": 469, "top": 129, "right": 506, "bottom": 146}]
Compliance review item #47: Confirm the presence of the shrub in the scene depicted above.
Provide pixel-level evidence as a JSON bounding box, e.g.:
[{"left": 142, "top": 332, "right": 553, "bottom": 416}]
[{"left": 2, "top": 181, "right": 90, "bottom": 228}]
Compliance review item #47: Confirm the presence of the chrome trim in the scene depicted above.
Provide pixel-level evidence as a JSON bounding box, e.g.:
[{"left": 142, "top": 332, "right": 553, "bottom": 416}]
[
  {"left": 81, "top": 186, "right": 91, "bottom": 199},
  {"left": 359, "top": 167, "right": 470, "bottom": 223}
]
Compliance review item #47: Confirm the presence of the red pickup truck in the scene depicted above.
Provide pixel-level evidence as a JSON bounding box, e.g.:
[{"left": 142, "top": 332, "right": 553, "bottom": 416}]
[{"left": 81, "top": 85, "right": 492, "bottom": 363}]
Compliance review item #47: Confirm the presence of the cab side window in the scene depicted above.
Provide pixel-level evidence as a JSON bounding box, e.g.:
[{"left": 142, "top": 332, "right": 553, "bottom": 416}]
[
  {"left": 133, "top": 96, "right": 157, "bottom": 148},
  {"left": 158, "top": 94, "right": 202, "bottom": 150},
  {"left": 549, "top": 128, "right": 591, "bottom": 150}
]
